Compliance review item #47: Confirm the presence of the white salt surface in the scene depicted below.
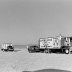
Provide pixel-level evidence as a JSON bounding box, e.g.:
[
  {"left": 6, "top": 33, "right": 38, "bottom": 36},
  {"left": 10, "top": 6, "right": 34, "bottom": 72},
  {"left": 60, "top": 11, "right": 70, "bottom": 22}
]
[{"left": 0, "top": 48, "right": 72, "bottom": 72}]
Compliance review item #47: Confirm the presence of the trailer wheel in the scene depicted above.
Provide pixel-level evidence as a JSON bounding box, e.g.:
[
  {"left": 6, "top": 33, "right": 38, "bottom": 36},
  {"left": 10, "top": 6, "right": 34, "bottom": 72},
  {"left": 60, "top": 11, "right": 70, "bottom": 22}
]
[
  {"left": 2, "top": 49, "right": 4, "bottom": 52},
  {"left": 44, "top": 49, "right": 48, "bottom": 53},
  {"left": 65, "top": 49, "right": 69, "bottom": 54},
  {"left": 28, "top": 50, "right": 32, "bottom": 53}
]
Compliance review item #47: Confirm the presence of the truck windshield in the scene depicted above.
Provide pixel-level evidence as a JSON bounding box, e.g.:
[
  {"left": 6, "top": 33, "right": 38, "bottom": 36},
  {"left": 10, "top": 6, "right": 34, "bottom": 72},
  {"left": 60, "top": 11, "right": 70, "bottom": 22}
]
[{"left": 70, "top": 37, "right": 72, "bottom": 42}]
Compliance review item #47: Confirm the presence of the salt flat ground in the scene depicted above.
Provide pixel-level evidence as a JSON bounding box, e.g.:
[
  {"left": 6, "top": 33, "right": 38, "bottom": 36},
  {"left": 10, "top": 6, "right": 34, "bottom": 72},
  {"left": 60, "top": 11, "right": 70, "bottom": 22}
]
[{"left": 0, "top": 46, "right": 72, "bottom": 72}]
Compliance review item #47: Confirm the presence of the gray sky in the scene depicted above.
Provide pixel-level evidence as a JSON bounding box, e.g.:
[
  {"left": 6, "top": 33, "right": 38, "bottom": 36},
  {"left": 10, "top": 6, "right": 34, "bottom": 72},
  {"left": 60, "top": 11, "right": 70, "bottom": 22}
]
[{"left": 0, "top": 0, "right": 72, "bottom": 44}]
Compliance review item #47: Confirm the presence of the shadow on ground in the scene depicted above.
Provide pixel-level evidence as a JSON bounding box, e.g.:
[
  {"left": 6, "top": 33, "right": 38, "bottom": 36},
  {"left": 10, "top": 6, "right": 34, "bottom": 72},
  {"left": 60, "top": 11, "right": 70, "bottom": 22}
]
[
  {"left": 14, "top": 49, "right": 22, "bottom": 52},
  {"left": 22, "top": 69, "right": 71, "bottom": 72}
]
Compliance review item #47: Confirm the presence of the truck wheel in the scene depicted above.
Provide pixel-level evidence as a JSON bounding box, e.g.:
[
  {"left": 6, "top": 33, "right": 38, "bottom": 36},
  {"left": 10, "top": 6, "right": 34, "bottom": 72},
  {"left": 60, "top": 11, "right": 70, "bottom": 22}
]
[
  {"left": 28, "top": 49, "right": 32, "bottom": 53},
  {"left": 28, "top": 50, "right": 31, "bottom": 53},
  {"left": 44, "top": 49, "right": 48, "bottom": 53},
  {"left": 2, "top": 49, "right": 4, "bottom": 52},
  {"left": 65, "top": 49, "right": 69, "bottom": 54}
]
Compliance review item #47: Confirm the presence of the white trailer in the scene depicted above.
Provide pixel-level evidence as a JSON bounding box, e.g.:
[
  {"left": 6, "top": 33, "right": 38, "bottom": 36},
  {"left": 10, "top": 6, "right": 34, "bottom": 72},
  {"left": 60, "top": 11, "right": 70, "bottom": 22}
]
[{"left": 39, "top": 37, "right": 61, "bottom": 53}]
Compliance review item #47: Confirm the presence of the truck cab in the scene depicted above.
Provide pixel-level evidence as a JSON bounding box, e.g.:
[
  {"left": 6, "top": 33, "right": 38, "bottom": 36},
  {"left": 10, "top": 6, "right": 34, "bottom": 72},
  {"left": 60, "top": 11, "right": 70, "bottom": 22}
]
[{"left": 61, "top": 37, "right": 72, "bottom": 54}]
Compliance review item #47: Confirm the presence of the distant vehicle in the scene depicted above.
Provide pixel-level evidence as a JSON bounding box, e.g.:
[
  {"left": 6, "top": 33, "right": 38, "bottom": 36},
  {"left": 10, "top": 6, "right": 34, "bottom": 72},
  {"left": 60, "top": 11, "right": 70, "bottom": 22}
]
[
  {"left": 28, "top": 45, "right": 40, "bottom": 53},
  {"left": 1, "top": 43, "right": 14, "bottom": 51}
]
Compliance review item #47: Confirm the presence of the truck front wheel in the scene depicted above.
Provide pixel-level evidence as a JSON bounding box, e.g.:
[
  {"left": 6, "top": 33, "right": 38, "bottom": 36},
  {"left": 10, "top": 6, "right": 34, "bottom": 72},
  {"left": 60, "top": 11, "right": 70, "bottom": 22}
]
[{"left": 65, "top": 49, "right": 69, "bottom": 54}]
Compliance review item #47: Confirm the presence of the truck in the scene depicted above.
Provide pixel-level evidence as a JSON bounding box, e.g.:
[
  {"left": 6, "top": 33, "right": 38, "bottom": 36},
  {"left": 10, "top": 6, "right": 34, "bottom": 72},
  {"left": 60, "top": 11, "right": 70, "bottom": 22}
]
[
  {"left": 39, "top": 36, "right": 72, "bottom": 54},
  {"left": 28, "top": 35, "right": 72, "bottom": 54},
  {"left": 1, "top": 43, "right": 14, "bottom": 51}
]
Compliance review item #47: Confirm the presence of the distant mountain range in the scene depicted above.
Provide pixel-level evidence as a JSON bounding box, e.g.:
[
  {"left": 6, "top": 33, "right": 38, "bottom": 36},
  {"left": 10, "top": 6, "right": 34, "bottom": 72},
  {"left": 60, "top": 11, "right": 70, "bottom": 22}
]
[
  {"left": 13, "top": 45, "right": 27, "bottom": 49},
  {"left": 13, "top": 44, "right": 38, "bottom": 49}
]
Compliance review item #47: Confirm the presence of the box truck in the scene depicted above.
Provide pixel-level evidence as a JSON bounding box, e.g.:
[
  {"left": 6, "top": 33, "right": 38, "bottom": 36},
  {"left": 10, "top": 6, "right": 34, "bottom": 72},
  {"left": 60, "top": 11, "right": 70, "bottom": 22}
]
[
  {"left": 28, "top": 35, "right": 72, "bottom": 54},
  {"left": 39, "top": 36, "right": 72, "bottom": 54},
  {"left": 1, "top": 43, "right": 14, "bottom": 51}
]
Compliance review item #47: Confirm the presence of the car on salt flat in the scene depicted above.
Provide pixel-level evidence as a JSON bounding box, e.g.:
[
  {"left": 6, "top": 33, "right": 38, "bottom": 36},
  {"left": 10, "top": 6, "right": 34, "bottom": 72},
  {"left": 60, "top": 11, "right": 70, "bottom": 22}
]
[
  {"left": 28, "top": 45, "right": 40, "bottom": 53},
  {"left": 1, "top": 43, "right": 14, "bottom": 51}
]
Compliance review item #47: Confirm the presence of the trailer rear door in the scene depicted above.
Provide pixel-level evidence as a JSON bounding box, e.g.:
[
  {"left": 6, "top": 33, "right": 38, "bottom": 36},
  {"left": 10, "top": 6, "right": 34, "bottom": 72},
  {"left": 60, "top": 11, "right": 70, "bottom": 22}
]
[{"left": 39, "top": 38, "right": 46, "bottom": 49}]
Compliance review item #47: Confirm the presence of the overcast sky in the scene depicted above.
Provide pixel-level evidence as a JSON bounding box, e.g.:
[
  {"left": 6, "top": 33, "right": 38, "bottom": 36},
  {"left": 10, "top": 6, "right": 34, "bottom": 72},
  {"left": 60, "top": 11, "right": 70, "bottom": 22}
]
[{"left": 0, "top": 0, "right": 72, "bottom": 44}]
